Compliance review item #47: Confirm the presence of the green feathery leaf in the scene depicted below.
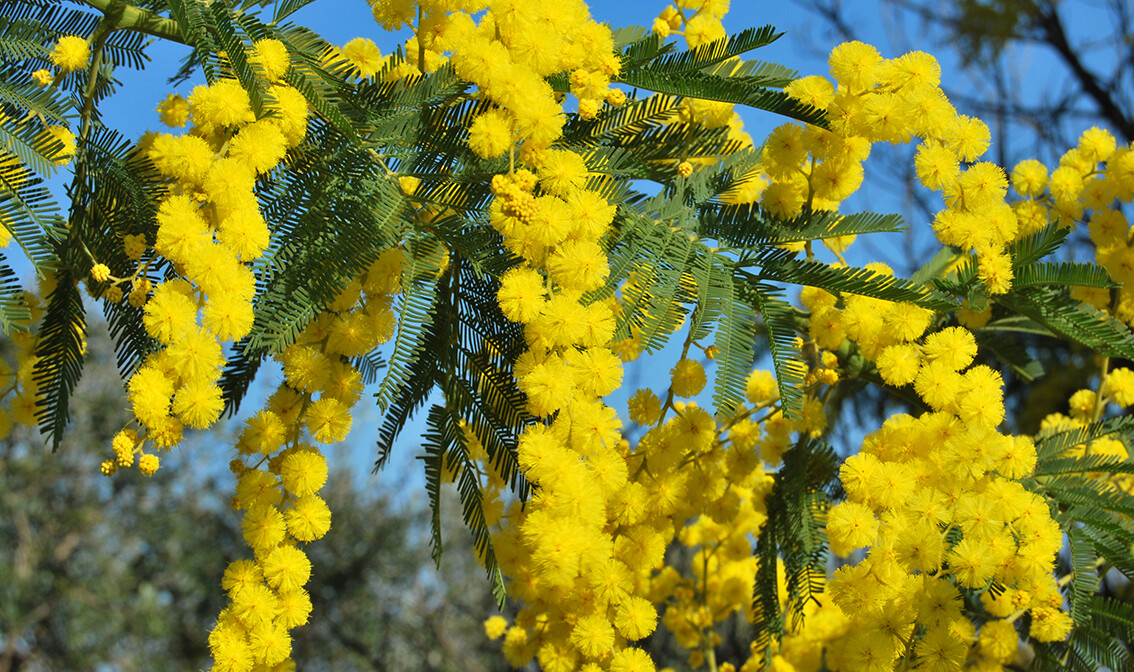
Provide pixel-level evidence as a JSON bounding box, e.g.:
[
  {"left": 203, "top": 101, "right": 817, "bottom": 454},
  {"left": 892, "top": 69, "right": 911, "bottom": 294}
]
[
  {"left": 749, "top": 283, "right": 805, "bottom": 419},
  {"left": 1012, "top": 261, "right": 1115, "bottom": 290},
  {"left": 751, "top": 438, "right": 837, "bottom": 659},
  {"left": 997, "top": 286, "right": 1134, "bottom": 360},
  {"left": 617, "top": 68, "right": 827, "bottom": 127},
  {"left": 32, "top": 269, "right": 85, "bottom": 451}
]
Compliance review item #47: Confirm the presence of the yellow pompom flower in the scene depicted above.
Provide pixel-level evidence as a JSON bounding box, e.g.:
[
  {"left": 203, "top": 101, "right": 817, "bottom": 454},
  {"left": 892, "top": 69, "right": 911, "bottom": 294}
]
[
  {"left": 746, "top": 369, "right": 779, "bottom": 404},
  {"left": 221, "top": 558, "right": 262, "bottom": 595},
  {"left": 978, "top": 250, "right": 1013, "bottom": 295},
  {"left": 997, "top": 435, "right": 1037, "bottom": 478},
  {"left": 280, "top": 449, "right": 328, "bottom": 497},
  {"left": 49, "top": 35, "right": 90, "bottom": 72},
  {"left": 627, "top": 388, "right": 661, "bottom": 426},
  {"left": 156, "top": 93, "right": 190, "bottom": 128},
  {"left": 570, "top": 613, "right": 615, "bottom": 659},
  {"left": 484, "top": 615, "right": 508, "bottom": 640},
  {"left": 210, "top": 622, "right": 254, "bottom": 671},
  {"left": 189, "top": 80, "right": 254, "bottom": 134},
  {"left": 234, "top": 469, "right": 282, "bottom": 510},
  {"left": 167, "top": 327, "right": 225, "bottom": 383},
  {"left": 948, "top": 115, "right": 991, "bottom": 161},
  {"left": 1103, "top": 367, "right": 1134, "bottom": 407},
  {"left": 261, "top": 545, "right": 312, "bottom": 592},
  {"left": 914, "top": 141, "right": 961, "bottom": 192},
  {"left": 670, "top": 358, "right": 707, "bottom": 398},
  {"left": 276, "top": 587, "right": 313, "bottom": 628},
  {"left": 154, "top": 194, "right": 210, "bottom": 264},
  {"left": 1077, "top": 126, "right": 1116, "bottom": 163},
  {"left": 32, "top": 69, "right": 53, "bottom": 87},
  {"left": 784, "top": 75, "right": 835, "bottom": 110},
  {"left": 947, "top": 537, "right": 995, "bottom": 587},
  {"left": 548, "top": 239, "right": 609, "bottom": 292},
  {"left": 228, "top": 121, "right": 288, "bottom": 176},
  {"left": 1068, "top": 388, "right": 1096, "bottom": 420},
  {"left": 285, "top": 494, "right": 332, "bottom": 541},
  {"left": 304, "top": 397, "right": 352, "bottom": 444},
  {"left": 281, "top": 345, "right": 331, "bottom": 393},
  {"left": 148, "top": 133, "right": 214, "bottom": 184},
  {"left": 913, "top": 626, "right": 967, "bottom": 671},
  {"left": 203, "top": 292, "right": 255, "bottom": 342},
  {"left": 608, "top": 647, "right": 655, "bottom": 672},
  {"left": 251, "top": 38, "right": 290, "bottom": 81},
  {"left": 875, "top": 343, "right": 920, "bottom": 387},
  {"left": 468, "top": 110, "right": 513, "bottom": 159},
  {"left": 614, "top": 595, "right": 657, "bottom": 640},
  {"left": 122, "top": 234, "right": 147, "bottom": 260},
  {"left": 923, "top": 326, "right": 977, "bottom": 371},
  {"left": 914, "top": 361, "right": 962, "bottom": 411},
  {"left": 342, "top": 37, "right": 383, "bottom": 78},
  {"left": 826, "top": 501, "right": 878, "bottom": 553},
  {"left": 828, "top": 41, "right": 883, "bottom": 91},
  {"left": 1011, "top": 158, "right": 1048, "bottom": 197},
  {"left": 138, "top": 453, "right": 160, "bottom": 476},
  {"left": 112, "top": 429, "right": 137, "bottom": 466},
  {"left": 248, "top": 620, "right": 291, "bottom": 666},
  {"left": 264, "top": 83, "right": 310, "bottom": 147},
  {"left": 883, "top": 302, "right": 932, "bottom": 342},
  {"left": 230, "top": 584, "right": 279, "bottom": 633},
  {"left": 241, "top": 504, "right": 287, "bottom": 551},
  {"left": 539, "top": 150, "right": 589, "bottom": 197},
  {"left": 565, "top": 347, "right": 623, "bottom": 398},
  {"left": 127, "top": 365, "right": 175, "bottom": 427},
  {"left": 90, "top": 263, "right": 110, "bottom": 283},
  {"left": 172, "top": 379, "right": 224, "bottom": 429},
  {"left": 979, "top": 619, "right": 1019, "bottom": 662},
  {"left": 497, "top": 267, "right": 546, "bottom": 324}
]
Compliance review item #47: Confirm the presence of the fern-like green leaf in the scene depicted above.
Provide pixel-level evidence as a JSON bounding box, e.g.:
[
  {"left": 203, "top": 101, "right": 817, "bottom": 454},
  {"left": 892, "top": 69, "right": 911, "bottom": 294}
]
[
  {"left": 751, "top": 438, "right": 837, "bottom": 659},
  {"left": 1035, "top": 414, "right": 1134, "bottom": 461},
  {"left": 710, "top": 265, "right": 759, "bottom": 419},
  {"left": 749, "top": 283, "right": 805, "bottom": 419},
  {"left": 0, "top": 253, "right": 29, "bottom": 333},
  {"left": 642, "top": 25, "right": 786, "bottom": 78},
  {"left": 1012, "top": 260, "right": 1115, "bottom": 290},
  {"left": 272, "top": 0, "right": 320, "bottom": 22},
  {"left": 997, "top": 286, "right": 1134, "bottom": 360},
  {"left": 0, "top": 149, "right": 62, "bottom": 270},
  {"left": 699, "top": 204, "right": 905, "bottom": 251},
  {"left": 751, "top": 259, "right": 957, "bottom": 312},
  {"left": 1066, "top": 527, "right": 1099, "bottom": 625},
  {"left": 1037, "top": 453, "right": 1134, "bottom": 477},
  {"left": 617, "top": 68, "right": 827, "bottom": 127},
  {"left": 1009, "top": 221, "right": 1071, "bottom": 267},
  {"left": 373, "top": 236, "right": 448, "bottom": 411},
  {"left": 32, "top": 270, "right": 85, "bottom": 451}
]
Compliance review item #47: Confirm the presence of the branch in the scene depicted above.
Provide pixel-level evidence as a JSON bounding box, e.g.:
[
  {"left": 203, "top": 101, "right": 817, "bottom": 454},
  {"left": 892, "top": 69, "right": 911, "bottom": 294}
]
[
  {"left": 1034, "top": 4, "right": 1134, "bottom": 142},
  {"left": 74, "top": 0, "right": 185, "bottom": 45}
]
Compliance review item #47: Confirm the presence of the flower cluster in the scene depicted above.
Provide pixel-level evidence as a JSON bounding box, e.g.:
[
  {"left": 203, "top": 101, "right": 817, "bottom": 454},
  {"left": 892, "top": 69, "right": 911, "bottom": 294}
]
[
  {"left": 98, "top": 40, "right": 305, "bottom": 477},
  {"left": 776, "top": 42, "right": 1022, "bottom": 293},
  {"left": 821, "top": 324, "right": 1070, "bottom": 670},
  {"left": 1001, "top": 127, "right": 1134, "bottom": 322},
  {"left": 208, "top": 248, "right": 402, "bottom": 671}
]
